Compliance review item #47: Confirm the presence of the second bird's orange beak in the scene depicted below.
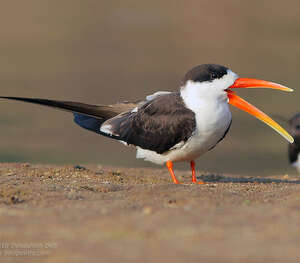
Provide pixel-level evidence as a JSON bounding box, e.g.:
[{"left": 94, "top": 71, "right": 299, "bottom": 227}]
[{"left": 227, "top": 78, "right": 294, "bottom": 143}]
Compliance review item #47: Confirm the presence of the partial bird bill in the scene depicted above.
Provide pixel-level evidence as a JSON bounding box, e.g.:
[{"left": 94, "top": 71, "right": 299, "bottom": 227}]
[{"left": 227, "top": 78, "right": 294, "bottom": 144}]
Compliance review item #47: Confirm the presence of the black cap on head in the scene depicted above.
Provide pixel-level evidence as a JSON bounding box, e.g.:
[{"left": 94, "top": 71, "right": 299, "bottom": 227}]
[{"left": 182, "top": 64, "right": 229, "bottom": 84}]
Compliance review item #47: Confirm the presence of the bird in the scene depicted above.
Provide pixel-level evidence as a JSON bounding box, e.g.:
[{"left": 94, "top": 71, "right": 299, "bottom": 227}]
[
  {"left": 288, "top": 113, "right": 300, "bottom": 172},
  {"left": 0, "top": 64, "right": 294, "bottom": 184}
]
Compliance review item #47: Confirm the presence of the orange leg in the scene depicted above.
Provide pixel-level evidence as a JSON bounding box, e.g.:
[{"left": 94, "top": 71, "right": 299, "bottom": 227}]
[
  {"left": 190, "top": 161, "right": 204, "bottom": 184},
  {"left": 166, "top": 161, "right": 181, "bottom": 184}
]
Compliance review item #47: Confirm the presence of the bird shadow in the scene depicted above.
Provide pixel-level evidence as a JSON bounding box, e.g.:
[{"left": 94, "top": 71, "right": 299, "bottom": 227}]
[{"left": 197, "top": 174, "right": 300, "bottom": 184}]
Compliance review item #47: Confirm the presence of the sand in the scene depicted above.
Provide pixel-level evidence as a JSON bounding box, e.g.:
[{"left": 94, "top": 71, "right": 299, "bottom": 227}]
[{"left": 0, "top": 163, "right": 300, "bottom": 263}]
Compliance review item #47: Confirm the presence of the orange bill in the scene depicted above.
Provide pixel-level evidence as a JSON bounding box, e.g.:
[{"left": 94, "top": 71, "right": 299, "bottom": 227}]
[
  {"left": 230, "top": 78, "right": 293, "bottom": 92},
  {"left": 227, "top": 91, "right": 294, "bottom": 143}
]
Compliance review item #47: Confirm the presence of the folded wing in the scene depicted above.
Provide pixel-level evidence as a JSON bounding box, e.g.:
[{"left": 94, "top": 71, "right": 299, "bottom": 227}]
[{"left": 100, "top": 93, "right": 196, "bottom": 154}]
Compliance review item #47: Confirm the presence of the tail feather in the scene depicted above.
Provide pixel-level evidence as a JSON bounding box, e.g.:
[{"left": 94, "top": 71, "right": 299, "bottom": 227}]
[
  {"left": 0, "top": 96, "right": 138, "bottom": 135},
  {"left": 0, "top": 96, "right": 120, "bottom": 119}
]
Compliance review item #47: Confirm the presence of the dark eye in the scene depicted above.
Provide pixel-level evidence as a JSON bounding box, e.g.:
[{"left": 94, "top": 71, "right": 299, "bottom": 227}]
[
  {"left": 296, "top": 125, "right": 300, "bottom": 130},
  {"left": 211, "top": 72, "right": 217, "bottom": 79}
]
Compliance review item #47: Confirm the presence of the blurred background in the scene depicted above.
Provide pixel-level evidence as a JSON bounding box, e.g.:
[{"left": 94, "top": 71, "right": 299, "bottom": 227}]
[{"left": 0, "top": 0, "right": 298, "bottom": 176}]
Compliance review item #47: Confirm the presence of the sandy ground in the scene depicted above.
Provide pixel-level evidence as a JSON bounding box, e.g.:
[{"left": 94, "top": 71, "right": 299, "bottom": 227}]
[{"left": 0, "top": 163, "right": 300, "bottom": 263}]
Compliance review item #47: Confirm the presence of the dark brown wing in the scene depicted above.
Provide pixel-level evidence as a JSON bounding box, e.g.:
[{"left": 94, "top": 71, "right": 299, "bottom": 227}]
[{"left": 100, "top": 93, "right": 196, "bottom": 154}]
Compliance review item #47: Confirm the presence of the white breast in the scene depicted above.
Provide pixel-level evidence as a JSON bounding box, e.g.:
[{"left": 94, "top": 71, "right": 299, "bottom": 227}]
[{"left": 178, "top": 100, "right": 231, "bottom": 158}]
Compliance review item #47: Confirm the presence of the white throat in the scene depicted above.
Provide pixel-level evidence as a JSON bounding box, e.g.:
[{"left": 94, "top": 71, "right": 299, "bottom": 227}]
[{"left": 180, "top": 69, "right": 238, "bottom": 112}]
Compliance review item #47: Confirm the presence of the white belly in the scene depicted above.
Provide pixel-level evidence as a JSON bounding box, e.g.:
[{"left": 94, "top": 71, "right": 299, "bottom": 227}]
[{"left": 136, "top": 101, "right": 232, "bottom": 165}]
